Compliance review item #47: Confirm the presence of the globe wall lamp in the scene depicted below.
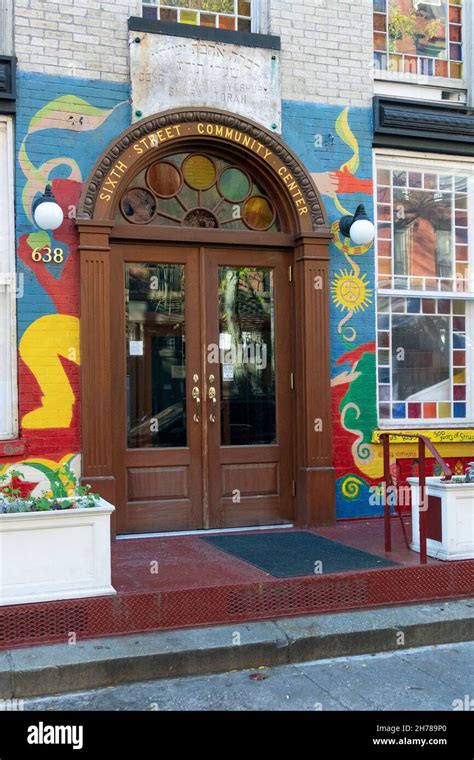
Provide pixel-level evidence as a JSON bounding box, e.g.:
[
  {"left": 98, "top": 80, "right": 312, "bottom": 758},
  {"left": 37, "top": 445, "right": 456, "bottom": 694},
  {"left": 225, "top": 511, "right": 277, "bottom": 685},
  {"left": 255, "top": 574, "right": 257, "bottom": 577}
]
[
  {"left": 32, "top": 185, "right": 64, "bottom": 231},
  {"left": 339, "top": 204, "right": 375, "bottom": 246}
]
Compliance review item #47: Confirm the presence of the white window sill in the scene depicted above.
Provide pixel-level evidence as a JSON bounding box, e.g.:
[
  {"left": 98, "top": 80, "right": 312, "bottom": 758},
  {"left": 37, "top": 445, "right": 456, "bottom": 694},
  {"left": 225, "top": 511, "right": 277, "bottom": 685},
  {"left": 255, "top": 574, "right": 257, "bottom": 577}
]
[{"left": 374, "top": 76, "right": 467, "bottom": 104}]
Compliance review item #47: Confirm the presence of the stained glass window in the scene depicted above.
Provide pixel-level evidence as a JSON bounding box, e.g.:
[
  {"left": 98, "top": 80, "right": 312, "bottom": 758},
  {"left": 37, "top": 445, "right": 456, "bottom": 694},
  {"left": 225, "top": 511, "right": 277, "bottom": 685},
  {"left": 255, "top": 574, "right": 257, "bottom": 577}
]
[
  {"left": 375, "top": 155, "right": 473, "bottom": 425},
  {"left": 377, "top": 296, "right": 468, "bottom": 422},
  {"left": 373, "top": 0, "right": 464, "bottom": 81},
  {"left": 117, "top": 152, "right": 280, "bottom": 232},
  {"left": 142, "top": 1, "right": 252, "bottom": 32},
  {"left": 376, "top": 162, "right": 470, "bottom": 294}
]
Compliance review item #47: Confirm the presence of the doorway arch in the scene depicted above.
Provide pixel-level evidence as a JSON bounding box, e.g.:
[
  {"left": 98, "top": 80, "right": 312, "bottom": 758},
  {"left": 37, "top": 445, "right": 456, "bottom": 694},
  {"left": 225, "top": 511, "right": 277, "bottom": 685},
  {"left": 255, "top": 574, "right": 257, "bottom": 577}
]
[{"left": 77, "top": 108, "right": 335, "bottom": 531}]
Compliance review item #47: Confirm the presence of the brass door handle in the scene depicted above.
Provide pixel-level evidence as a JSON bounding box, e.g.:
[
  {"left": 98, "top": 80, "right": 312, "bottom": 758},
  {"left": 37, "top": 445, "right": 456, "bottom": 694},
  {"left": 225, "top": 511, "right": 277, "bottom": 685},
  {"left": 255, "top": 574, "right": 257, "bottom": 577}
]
[
  {"left": 209, "top": 386, "right": 217, "bottom": 423},
  {"left": 192, "top": 385, "right": 201, "bottom": 423}
]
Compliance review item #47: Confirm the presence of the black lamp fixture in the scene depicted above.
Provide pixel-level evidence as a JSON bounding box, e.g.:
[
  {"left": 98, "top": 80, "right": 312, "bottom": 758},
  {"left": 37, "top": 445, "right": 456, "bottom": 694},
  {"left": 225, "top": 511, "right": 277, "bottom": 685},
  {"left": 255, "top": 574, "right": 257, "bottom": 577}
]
[
  {"left": 339, "top": 204, "right": 375, "bottom": 246},
  {"left": 32, "top": 185, "right": 64, "bottom": 231}
]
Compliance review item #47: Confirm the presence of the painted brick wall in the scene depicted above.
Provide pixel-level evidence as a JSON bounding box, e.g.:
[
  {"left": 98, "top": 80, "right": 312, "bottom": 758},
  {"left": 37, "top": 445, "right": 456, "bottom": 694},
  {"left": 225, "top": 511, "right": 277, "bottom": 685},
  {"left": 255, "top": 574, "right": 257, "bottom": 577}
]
[
  {"left": 14, "top": 0, "right": 140, "bottom": 81},
  {"left": 0, "top": 71, "right": 130, "bottom": 495},
  {"left": 270, "top": 0, "right": 374, "bottom": 107},
  {"left": 283, "top": 100, "right": 379, "bottom": 518},
  {"left": 8, "top": 3, "right": 378, "bottom": 511}
]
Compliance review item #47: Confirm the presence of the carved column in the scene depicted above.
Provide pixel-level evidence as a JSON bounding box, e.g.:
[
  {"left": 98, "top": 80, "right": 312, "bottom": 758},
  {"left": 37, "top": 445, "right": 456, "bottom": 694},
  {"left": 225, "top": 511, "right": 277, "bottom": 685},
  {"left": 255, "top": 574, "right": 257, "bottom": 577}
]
[
  {"left": 77, "top": 221, "right": 116, "bottom": 506},
  {"left": 294, "top": 232, "right": 336, "bottom": 526}
]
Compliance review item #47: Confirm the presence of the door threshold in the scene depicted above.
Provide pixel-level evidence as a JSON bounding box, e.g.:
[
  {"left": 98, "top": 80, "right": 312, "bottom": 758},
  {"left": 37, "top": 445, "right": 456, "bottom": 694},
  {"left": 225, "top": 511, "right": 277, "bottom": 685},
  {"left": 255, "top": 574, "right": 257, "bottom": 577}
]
[{"left": 116, "top": 523, "right": 294, "bottom": 540}]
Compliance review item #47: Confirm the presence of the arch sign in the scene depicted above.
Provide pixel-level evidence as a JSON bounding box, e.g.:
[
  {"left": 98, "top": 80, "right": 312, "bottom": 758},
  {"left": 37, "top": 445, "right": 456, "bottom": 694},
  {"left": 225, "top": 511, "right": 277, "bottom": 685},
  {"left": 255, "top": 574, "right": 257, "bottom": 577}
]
[{"left": 79, "top": 108, "right": 326, "bottom": 233}]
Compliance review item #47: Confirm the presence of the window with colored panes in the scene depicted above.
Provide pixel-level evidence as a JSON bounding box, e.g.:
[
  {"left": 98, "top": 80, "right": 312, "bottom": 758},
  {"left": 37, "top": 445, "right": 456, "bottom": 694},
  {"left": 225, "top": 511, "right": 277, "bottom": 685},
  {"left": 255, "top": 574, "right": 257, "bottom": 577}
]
[
  {"left": 142, "top": 1, "right": 253, "bottom": 32},
  {"left": 373, "top": 0, "right": 464, "bottom": 81},
  {"left": 375, "top": 155, "right": 473, "bottom": 425}
]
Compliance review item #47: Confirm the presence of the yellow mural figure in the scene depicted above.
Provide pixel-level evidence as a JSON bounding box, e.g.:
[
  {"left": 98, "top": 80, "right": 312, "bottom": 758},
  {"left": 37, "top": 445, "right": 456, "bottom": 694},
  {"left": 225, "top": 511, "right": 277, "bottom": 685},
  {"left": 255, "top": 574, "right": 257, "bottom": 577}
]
[{"left": 20, "top": 314, "right": 80, "bottom": 429}]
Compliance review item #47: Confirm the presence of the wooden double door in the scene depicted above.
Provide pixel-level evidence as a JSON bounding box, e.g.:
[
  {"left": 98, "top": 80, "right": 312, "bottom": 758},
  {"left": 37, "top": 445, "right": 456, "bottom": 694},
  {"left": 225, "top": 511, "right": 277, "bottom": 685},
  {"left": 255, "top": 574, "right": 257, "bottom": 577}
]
[{"left": 111, "top": 243, "right": 294, "bottom": 533}]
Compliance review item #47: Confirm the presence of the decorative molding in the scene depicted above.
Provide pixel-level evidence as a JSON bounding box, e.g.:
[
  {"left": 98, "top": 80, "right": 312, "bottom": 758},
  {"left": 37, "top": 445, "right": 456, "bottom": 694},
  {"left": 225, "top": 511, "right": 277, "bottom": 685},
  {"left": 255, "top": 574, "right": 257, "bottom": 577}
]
[
  {"left": 128, "top": 16, "right": 281, "bottom": 50},
  {"left": 374, "top": 97, "right": 474, "bottom": 154},
  {"left": 79, "top": 108, "right": 326, "bottom": 231}
]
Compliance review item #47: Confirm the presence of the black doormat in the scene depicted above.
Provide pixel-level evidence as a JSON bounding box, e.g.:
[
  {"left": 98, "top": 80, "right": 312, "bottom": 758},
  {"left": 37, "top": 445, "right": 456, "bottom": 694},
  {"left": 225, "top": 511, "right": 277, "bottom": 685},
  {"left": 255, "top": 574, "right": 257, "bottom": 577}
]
[{"left": 203, "top": 531, "right": 397, "bottom": 577}]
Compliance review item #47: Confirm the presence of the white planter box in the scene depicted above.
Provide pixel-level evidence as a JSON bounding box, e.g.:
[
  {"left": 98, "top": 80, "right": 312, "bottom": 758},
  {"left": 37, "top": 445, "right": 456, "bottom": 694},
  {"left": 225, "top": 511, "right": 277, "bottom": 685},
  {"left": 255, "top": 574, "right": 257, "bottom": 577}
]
[
  {"left": 0, "top": 498, "right": 116, "bottom": 606},
  {"left": 408, "top": 477, "right": 474, "bottom": 561}
]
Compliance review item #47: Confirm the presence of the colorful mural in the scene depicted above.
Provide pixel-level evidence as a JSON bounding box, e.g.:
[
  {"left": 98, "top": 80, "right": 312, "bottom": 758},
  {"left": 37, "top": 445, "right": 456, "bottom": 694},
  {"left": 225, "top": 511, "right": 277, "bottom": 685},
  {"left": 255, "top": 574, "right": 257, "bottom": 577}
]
[
  {"left": 284, "top": 101, "right": 381, "bottom": 517},
  {"left": 0, "top": 73, "right": 130, "bottom": 493},
  {"left": 0, "top": 454, "right": 81, "bottom": 499},
  {"left": 5, "top": 81, "right": 472, "bottom": 512},
  {"left": 284, "top": 100, "right": 474, "bottom": 518}
]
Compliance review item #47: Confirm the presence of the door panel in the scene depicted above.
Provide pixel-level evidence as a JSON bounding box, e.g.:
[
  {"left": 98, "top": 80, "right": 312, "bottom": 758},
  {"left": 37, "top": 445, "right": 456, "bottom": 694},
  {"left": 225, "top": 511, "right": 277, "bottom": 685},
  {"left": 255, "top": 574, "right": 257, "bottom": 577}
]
[
  {"left": 205, "top": 249, "right": 294, "bottom": 529},
  {"left": 111, "top": 244, "right": 294, "bottom": 533},
  {"left": 111, "top": 245, "right": 203, "bottom": 534}
]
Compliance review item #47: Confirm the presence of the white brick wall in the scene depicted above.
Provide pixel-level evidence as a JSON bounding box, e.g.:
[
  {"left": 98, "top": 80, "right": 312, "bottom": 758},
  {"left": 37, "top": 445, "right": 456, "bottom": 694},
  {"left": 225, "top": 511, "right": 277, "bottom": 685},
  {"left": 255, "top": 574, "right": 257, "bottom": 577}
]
[
  {"left": 270, "top": 0, "right": 374, "bottom": 107},
  {"left": 14, "top": 0, "right": 140, "bottom": 81},
  {"left": 13, "top": 0, "right": 374, "bottom": 104}
]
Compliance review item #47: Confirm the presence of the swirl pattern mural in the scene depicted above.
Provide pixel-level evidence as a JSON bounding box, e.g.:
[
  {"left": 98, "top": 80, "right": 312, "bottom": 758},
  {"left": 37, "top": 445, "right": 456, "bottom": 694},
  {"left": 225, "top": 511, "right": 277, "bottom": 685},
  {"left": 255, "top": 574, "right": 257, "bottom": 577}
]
[
  {"left": 3, "top": 72, "right": 130, "bottom": 491},
  {"left": 284, "top": 102, "right": 379, "bottom": 517}
]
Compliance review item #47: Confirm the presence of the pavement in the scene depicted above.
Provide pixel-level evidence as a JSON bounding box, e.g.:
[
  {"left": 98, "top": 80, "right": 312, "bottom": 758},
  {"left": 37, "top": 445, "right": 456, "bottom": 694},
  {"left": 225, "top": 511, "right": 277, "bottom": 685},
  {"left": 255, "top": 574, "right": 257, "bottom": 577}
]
[
  {"left": 1, "top": 598, "right": 473, "bottom": 699},
  {"left": 17, "top": 641, "right": 474, "bottom": 711}
]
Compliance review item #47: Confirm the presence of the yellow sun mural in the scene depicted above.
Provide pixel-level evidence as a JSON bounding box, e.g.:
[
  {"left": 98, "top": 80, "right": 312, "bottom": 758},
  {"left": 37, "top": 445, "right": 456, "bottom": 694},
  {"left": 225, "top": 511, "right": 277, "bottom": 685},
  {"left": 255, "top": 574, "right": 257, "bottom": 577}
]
[{"left": 331, "top": 270, "right": 372, "bottom": 314}]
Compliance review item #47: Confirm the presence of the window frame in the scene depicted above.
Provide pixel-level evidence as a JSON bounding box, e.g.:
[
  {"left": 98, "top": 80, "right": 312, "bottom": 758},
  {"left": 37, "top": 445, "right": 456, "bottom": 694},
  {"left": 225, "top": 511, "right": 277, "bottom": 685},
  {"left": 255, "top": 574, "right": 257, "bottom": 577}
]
[
  {"left": 0, "top": 114, "right": 18, "bottom": 440},
  {"left": 374, "top": 148, "right": 474, "bottom": 429},
  {"left": 141, "top": 0, "right": 260, "bottom": 33},
  {"left": 0, "top": 0, "right": 14, "bottom": 56},
  {"left": 373, "top": 0, "right": 469, "bottom": 102}
]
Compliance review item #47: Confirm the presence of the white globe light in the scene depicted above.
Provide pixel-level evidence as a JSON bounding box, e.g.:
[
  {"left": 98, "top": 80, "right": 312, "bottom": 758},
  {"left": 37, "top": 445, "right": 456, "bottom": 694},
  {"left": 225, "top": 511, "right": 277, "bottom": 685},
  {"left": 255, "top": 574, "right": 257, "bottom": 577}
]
[
  {"left": 34, "top": 201, "right": 64, "bottom": 231},
  {"left": 350, "top": 218, "right": 375, "bottom": 246}
]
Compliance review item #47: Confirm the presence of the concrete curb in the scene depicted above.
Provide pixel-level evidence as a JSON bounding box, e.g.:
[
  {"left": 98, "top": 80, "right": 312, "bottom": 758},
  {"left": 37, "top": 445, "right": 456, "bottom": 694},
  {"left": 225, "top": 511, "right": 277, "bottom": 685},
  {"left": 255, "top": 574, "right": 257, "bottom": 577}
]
[{"left": 1, "top": 598, "right": 473, "bottom": 698}]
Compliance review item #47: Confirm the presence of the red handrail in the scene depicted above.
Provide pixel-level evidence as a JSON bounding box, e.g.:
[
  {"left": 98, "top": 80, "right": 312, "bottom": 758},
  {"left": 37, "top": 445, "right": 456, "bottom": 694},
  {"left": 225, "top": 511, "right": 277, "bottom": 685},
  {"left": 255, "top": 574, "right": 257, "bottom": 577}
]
[{"left": 379, "top": 433, "right": 452, "bottom": 565}]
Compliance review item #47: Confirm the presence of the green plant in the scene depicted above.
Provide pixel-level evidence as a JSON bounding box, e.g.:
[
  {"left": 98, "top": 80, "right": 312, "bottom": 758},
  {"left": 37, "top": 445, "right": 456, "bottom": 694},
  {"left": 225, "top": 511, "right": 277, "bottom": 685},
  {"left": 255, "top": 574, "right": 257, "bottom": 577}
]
[
  {"left": 424, "top": 19, "right": 444, "bottom": 42},
  {"left": 388, "top": 7, "right": 416, "bottom": 50},
  {"left": 0, "top": 465, "right": 101, "bottom": 513},
  {"left": 388, "top": 5, "right": 447, "bottom": 55}
]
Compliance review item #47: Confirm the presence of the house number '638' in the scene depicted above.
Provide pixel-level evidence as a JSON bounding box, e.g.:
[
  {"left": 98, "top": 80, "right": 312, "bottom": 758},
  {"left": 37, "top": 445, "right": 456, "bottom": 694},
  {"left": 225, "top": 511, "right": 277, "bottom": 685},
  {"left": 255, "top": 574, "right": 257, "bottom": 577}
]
[{"left": 31, "top": 247, "right": 64, "bottom": 263}]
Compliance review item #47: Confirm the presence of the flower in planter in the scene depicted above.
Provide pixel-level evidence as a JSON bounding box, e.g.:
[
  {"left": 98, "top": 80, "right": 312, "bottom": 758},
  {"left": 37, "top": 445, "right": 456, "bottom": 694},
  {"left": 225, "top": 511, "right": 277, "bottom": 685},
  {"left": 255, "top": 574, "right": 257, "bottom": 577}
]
[{"left": 0, "top": 468, "right": 101, "bottom": 513}]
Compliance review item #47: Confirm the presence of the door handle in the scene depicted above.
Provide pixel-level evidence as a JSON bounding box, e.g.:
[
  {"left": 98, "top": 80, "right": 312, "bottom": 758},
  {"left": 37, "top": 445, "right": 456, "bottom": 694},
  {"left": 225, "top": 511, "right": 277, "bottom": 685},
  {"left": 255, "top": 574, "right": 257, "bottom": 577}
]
[
  {"left": 192, "top": 385, "right": 201, "bottom": 423},
  {"left": 208, "top": 385, "right": 217, "bottom": 423}
]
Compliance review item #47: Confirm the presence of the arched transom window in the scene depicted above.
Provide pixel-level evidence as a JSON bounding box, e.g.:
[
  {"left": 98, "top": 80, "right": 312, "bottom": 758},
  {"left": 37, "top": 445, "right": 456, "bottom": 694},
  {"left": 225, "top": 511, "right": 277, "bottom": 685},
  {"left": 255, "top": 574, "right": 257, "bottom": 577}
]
[{"left": 117, "top": 152, "right": 281, "bottom": 232}]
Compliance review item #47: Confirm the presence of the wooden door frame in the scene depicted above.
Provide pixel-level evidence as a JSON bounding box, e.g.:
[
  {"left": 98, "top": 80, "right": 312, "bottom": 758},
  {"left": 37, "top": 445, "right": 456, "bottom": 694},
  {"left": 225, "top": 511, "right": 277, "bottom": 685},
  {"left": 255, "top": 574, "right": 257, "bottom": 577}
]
[{"left": 76, "top": 107, "right": 335, "bottom": 529}]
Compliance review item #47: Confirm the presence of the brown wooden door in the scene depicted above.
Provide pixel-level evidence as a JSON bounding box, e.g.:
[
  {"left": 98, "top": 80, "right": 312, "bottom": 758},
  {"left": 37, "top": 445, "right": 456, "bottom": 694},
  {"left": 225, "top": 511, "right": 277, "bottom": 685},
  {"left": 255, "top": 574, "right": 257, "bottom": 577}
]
[
  {"left": 111, "top": 243, "right": 294, "bottom": 534},
  {"left": 111, "top": 244, "right": 204, "bottom": 533},
  {"left": 204, "top": 248, "right": 294, "bottom": 528}
]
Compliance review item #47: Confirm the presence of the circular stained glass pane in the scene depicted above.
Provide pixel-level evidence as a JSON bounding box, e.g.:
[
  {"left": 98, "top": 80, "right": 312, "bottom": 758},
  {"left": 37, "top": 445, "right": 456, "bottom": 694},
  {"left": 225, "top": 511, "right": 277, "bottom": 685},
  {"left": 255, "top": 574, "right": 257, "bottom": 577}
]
[
  {"left": 218, "top": 167, "right": 251, "bottom": 203},
  {"left": 242, "top": 196, "right": 275, "bottom": 231},
  {"left": 120, "top": 188, "right": 157, "bottom": 224},
  {"left": 146, "top": 161, "right": 182, "bottom": 198},
  {"left": 183, "top": 155, "right": 216, "bottom": 190},
  {"left": 183, "top": 209, "right": 219, "bottom": 228}
]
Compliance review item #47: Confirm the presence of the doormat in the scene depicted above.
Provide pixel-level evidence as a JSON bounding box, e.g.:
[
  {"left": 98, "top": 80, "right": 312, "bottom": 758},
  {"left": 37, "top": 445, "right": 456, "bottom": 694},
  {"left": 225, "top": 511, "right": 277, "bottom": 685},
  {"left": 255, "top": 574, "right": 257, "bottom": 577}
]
[{"left": 203, "top": 531, "right": 398, "bottom": 577}]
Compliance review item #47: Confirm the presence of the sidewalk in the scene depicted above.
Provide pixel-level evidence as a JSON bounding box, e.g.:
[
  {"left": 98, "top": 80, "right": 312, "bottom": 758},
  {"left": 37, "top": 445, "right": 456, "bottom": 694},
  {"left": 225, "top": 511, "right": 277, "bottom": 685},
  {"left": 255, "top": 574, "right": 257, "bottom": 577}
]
[{"left": 1, "top": 598, "right": 473, "bottom": 699}]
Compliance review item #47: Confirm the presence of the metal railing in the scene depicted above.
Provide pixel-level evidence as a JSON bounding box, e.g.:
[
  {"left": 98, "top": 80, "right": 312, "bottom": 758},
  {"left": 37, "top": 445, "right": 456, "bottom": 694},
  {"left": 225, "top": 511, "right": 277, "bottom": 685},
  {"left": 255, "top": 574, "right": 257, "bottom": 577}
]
[{"left": 379, "top": 433, "right": 452, "bottom": 565}]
